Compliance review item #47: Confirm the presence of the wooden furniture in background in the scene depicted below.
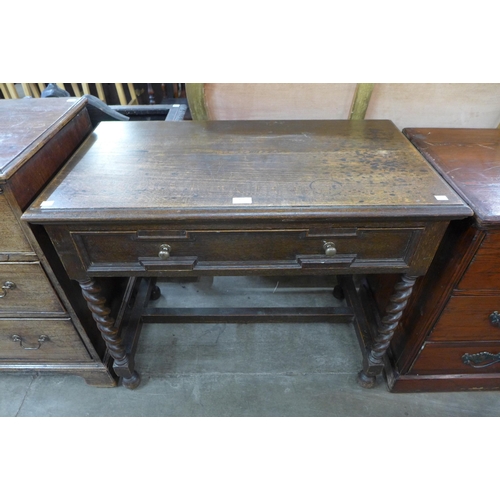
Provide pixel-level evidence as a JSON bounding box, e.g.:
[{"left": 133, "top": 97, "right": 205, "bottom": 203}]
[
  {"left": 0, "top": 95, "right": 187, "bottom": 386},
  {"left": 0, "top": 97, "right": 118, "bottom": 386},
  {"left": 368, "top": 128, "right": 500, "bottom": 391},
  {"left": 186, "top": 83, "right": 370, "bottom": 121},
  {"left": 0, "top": 83, "right": 20, "bottom": 99},
  {"left": 365, "top": 84, "right": 500, "bottom": 129},
  {"left": 1, "top": 83, "right": 188, "bottom": 107},
  {"left": 23, "top": 120, "right": 471, "bottom": 389},
  {"left": 186, "top": 83, "right": 500, "bottom": 128},
  {"left": 147, "top": 83, "right": 186, "bottom": 104},
  {"left": 55, "top": 84, "right": 138, "bottom": 105}
]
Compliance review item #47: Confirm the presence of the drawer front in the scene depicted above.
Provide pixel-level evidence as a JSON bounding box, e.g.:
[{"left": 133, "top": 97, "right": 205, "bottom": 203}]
[
  {"left": 0, "top": 319, "right": 91, "bottom": 361},
  {"left": 0, "top": 194, "right": 34, "bottom": 257},
  {"left": 0, "top": 263, "right": 65, "bottom": 314},
  {"left": 430, "top": 295, "right": 500, "bottom": 342},
  {"left": 457, "top": 232, "right": 500, "bottom": 292},
  {"left": 410, "top": 342, "right": 500, "bottom": 375},
  {"left": 72, "top": 225, "right": 424, "bottom": 275}
]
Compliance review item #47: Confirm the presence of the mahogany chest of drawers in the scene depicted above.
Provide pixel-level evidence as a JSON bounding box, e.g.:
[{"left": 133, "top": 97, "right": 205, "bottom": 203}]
[
  {"left": 371, "top": 128, "right": 500, "bottom": 391},
  {"left": 0, "top": 97, "right": 117, "bottom": 386}
]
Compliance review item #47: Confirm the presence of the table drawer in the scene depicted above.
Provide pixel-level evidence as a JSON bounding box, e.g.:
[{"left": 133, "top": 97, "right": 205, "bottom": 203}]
[
  {"left": 0, "top": 263, "right": 65, "bottom": 314},
  {"left": 457, "top": 232, "right": 500, "bottom": 292},
  {"left": 410, "top": 341, "right": 500, "bottom": 375},
  {"left": 0, "top": 318, "right": 91, "bottom": 361},
  {"left": 72, "top": 226, "right": 424, "bottom": 274},
  {"left": 429, "top": 295, "right": 500, "bottom": 342}
]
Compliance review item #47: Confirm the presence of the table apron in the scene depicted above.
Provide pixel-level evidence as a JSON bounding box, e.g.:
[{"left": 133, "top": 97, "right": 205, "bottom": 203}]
[{"left": 43, "top": 221, "right": 450, "bottom": 281}]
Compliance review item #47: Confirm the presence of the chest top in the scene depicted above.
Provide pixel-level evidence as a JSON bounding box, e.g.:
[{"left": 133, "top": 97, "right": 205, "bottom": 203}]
[
  {"left": 404, "top": 128, "right": 500, "bottom": 226},
  {"left": 0, "top": 97, "right": 87, "bottom": 180},
  {"left": 23, "top": 120, "right": 471, "bottom": 222}
]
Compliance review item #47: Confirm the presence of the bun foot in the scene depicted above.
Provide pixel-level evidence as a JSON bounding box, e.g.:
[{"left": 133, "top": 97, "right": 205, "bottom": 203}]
[
  {"left": 357, "top": 370, "right": 376, "bottom": 389},
  {"left": 122, "top": 371, "right": 141, "bottom": 390},
  {"left": 150, "top": 285, "right": 161, "bottom": 301},
  {"left": 332, "top": 285, "right": 345, "bottom": 301}
]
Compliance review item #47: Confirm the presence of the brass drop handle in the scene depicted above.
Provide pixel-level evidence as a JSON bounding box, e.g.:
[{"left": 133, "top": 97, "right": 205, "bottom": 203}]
[
  {"left": 11, "top": 334, "right": 49, "bottom": 350},
  {"left": 490, "top": 311, "right": 500, "bottom": 328},
  {"left": 158, "top": 244, "right": 172, "bottom": 260},
  {"left": 323, "top": 241, "right": 337, "bottom": 257},
  {"left": 462, "top": 351, "right": 500, "bottom": 368},
  {"left": 0, "top": 281, "right": 16, "bottom": 298}
]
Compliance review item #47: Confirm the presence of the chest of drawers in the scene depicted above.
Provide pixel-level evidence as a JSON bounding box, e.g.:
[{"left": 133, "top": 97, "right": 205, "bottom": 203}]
[
  {"left": 0, "top": 98, "right": 117, "bottom": 386},
  {"left": 372, "top": 128, "right": 500, "bottom": 391}
]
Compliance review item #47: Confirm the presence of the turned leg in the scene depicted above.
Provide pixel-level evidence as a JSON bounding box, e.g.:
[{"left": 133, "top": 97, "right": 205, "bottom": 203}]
[
  {"left": 79, "top": 278, "right": 141, "bottom": 389},
  {"left": 358, "top": 274, "right": 417, "bottom": 388}
]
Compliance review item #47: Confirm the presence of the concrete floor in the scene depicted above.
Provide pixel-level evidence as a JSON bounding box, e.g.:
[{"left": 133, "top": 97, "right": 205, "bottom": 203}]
[{"left": 2, "top": 276, "right": 500, "bottom": 417}]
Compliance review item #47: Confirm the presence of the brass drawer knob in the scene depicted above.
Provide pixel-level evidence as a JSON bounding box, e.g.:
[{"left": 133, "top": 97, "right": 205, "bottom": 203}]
[
  {"left": 11, "top": 334, "right": 49, "bottom": 350},
  {"left": 323, "top": 241, "right": 337, "bottom": 257},
  {"left": 158, "top": 244, "right": 172, "bottom": 260},
  {"left": 0, "top": 281, "right": 16, "bottom": 298}
]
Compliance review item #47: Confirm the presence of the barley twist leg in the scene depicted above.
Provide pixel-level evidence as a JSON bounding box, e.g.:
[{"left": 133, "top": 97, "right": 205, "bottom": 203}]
[
  {"left": 79, "top": 278, "right": 140, "bottom": 389},
  {"left": 358, "top": 274, "right": 417, "bottom": 388}
]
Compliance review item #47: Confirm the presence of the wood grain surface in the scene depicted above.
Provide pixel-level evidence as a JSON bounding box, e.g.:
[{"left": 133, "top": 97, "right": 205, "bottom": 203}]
[
  {"left": 404, "top": 128, "right": 500, "bottom": 225},
  {"left": 0, "top": 97, "right": 86, "bottom": 179},
  {"left": 24, "top": 120, "right": 471, "bottom": 221}
]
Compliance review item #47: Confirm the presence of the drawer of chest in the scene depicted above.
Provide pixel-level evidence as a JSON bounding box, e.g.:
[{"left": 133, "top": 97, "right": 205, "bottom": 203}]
[
  {"left": 429, "top": 295, "right": 500, "bottom": 342},
  {"left": 457, "top": 232, "right": 500, "bottom": 292},
  {"left": 0, "top": 194, "right": 34, "bottom": 258},
  {"left": 410, "top": 341, "right": 500, "bottom": 375},
  {"left": 0, "top": 263, "right": 65, "bottom": 314},
  {"left": 0, "top": 318, "right": 91, "bottom": 362},
  {"left": 71, "top": 226, "right": 424, "bottom": 275}
]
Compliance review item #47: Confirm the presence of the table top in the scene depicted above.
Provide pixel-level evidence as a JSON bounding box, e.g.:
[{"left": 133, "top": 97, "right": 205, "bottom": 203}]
[
  {"left": 24, "top": 120, "right": 471, "bottom": 223},
  {"left": 0, "top": 97, "right": 86, "bottom": 180},
  {"left": 404, "top": 128, "right": 500, "bottom": 226}
]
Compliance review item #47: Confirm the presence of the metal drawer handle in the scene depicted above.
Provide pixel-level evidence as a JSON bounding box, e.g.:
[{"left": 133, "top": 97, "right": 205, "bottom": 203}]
[
  {"left": 158, "top": 244, "right": 171, "bottom": 260},
  {"left": 462, "top": 351, "right": 500, "bottom": 368},
  {"left": 490, "top": 311, "right": 500, "bottom": 328},
  {"left": 323, "top": 241, "right": 337, "bottom": 257},
  {"left": 11, "top": 334, "right": 49, "bottom": 350},
  {"left": 0, "top": 281, "right": 16, "bottom": 298}
]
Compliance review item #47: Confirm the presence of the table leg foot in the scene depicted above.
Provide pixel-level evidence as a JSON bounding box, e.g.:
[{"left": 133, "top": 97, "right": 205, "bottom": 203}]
[
  {"left": 357, "top": 370, "right": 376, "bottom": 389},
  {"left": 150, "top": 285, "right": 161, "bottom": 301},
  {"left": 333, "top": 284, "right": 345, "bottom": 301},
  {"left": 122, "top": 370, "right": 141, "bottom": 390}
]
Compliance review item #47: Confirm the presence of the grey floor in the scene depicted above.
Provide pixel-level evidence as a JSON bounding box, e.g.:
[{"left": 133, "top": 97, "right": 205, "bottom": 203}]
[{"left": 2, "top": 276, "right": 500, "bottom": 417}]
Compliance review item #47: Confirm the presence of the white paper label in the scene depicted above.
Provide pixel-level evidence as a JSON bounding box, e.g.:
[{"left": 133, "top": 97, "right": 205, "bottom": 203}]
[
  {"left": 434, "top": 195, "right": 449, "bottom": 201},
  {"left": 232, "top": 197, "right": 252, "bottom": 204},
  {"left": 40, "top": 200, "right": 54, "bottom": 208}
]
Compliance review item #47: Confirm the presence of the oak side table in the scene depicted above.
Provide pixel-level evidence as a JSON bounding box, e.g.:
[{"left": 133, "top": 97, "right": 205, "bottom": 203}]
[{"left": 22, "top": 120, "right": 471, "bottom": 389}]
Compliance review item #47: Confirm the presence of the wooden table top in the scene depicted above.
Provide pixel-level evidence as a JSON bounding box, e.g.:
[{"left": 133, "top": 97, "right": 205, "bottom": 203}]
[
  {"left": 24, "top": 120, "right": 472, "bottom": 222},
  {"left": 0, "top": 97, "right": 86, "bottom": 180},
  {"left": 404, "top": 128, "right": 500, "bottom": 226}
]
